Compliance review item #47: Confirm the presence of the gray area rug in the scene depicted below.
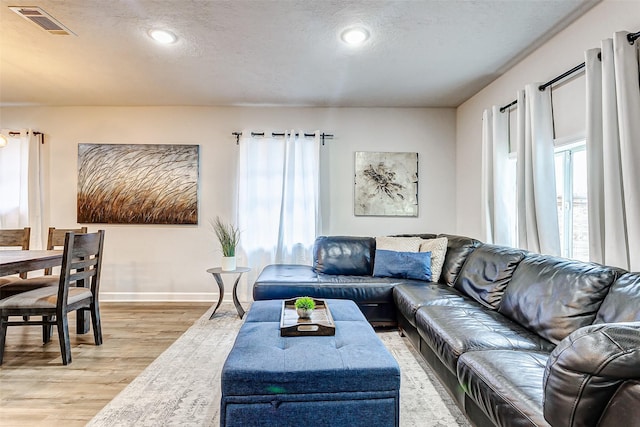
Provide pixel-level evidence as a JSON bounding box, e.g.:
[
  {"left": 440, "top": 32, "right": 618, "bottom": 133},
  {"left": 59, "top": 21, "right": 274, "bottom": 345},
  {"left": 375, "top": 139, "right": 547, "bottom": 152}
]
[{"left": 87, "top": 303, "right": 470, "bottom": 427}]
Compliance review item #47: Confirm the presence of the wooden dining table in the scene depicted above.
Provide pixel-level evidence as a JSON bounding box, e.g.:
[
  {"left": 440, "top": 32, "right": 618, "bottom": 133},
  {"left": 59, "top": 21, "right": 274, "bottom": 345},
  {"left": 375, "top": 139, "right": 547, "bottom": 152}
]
[
  {"left": 0, "top": 250, "right": 63, "bottom": 277},
  {"left": 0, "top": 249, "right": 89, "bottom": 334}
]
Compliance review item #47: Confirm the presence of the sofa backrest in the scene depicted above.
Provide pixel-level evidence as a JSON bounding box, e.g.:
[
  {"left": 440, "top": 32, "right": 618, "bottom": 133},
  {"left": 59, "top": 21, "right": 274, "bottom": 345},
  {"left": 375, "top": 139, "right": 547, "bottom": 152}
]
[
  {"left": 498, "top": 254, "right": 622, "bottom": 344},
  {"left": 454, "top": 244, "right": 528, "bottom": 310},
  {"left": 313, "top": 236, "right": 375, "bottom": 276},
  {"left": 595, "top": 272, "right": 640, "bottom": 324},
  {"left": 437, "top": 234, "right": 482, "bottom": 287},
  {"left": 311, "top": 233, "right": 483, "bottom": 285}
]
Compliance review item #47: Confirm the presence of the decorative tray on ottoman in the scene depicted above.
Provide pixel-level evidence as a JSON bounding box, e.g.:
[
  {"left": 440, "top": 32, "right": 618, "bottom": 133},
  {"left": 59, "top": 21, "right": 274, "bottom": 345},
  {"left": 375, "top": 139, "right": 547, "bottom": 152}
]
[{"left": 280, "top": 298, "right": 336, "bottom": 337}]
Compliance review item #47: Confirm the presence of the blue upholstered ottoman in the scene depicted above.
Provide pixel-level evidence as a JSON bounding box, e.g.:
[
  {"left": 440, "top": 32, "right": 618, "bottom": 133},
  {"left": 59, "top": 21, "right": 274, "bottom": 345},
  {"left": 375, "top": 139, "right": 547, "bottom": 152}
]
[{"left": 220, "top": 299, "right": 401, "bottom": 427}]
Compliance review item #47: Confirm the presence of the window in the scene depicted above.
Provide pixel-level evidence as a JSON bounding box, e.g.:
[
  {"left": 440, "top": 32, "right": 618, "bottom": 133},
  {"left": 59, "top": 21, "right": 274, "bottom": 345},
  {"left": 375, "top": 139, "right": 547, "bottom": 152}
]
[{"left": 554, "top": 140, "right": 588, "bottom": 261}]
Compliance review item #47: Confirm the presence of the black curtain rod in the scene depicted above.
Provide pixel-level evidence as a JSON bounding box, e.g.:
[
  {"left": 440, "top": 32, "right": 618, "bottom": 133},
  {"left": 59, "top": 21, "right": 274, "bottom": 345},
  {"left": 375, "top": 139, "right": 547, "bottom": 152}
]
[
  {"left": 6, "top": 130, "right": 45, "bottom": 144},
  {"left": 7, "top": 131, "right": 43, "bottom": 136},
  {"left": 500, "top": 30, "right": 640, "bottom": 113},
  {"left": 232, "top": 131, "right": 334, "bottom": 145}
]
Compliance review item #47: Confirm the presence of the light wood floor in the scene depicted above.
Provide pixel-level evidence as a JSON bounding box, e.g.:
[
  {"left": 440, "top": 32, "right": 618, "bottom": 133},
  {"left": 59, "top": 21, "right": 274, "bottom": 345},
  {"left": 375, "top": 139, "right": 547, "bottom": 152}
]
[{"left": 0, "top": 302, "right": 211, "bottom": 426}]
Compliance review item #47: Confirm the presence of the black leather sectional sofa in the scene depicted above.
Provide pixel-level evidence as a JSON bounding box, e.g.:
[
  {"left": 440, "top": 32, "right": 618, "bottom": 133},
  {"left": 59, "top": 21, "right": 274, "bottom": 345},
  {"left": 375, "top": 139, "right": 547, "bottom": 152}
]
[{"left": 253, "top": 234, "right": 640, "bottom": 427}]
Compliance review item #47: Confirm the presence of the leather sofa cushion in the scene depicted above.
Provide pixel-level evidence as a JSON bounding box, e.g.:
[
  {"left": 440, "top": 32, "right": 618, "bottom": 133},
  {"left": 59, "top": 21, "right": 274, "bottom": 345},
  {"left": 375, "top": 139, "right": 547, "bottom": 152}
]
[
  {"left": 543, "top": 322, "right": 640, "bottom": 427},
  {"left": 253, "top": 265, "right": 397, "bottom": 304},
  {"left": 454, "top": 244, "right": 528, "bottom": 310},
  {"left": 598, "top": 380, "right": 640, "bottom": 427},
  {"left": 457, "top": 350, "right": 551, "bottom": 427},
  {"left": 254, "top": 281, "right": 395, "bottom": 303},
  {"left": 393, "top": 283, "right": 467, "bottom": 327},
  {"left": 416, "top": 304, "right": 554, "bottom": 373},
  {"left": 595, "top": 272, "right": 640, "bottom": 323},
  {"left": 254, "top": 264, "right": 320, "bottom": 285},
  {"left": 498, "top": 254, "right": 620, "bottom": 344},
  {"left": 313, "top": 236, "right": 375, "bottom": 276},
  {"left": 437, "top": 234, "right": 482, "bottom": 287}
]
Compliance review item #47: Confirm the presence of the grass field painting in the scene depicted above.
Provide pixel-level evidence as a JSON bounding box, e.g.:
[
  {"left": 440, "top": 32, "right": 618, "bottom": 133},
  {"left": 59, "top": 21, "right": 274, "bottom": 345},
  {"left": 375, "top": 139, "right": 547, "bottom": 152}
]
[{"left": 77, "top": 143, "right": 199, "bottom": 224}]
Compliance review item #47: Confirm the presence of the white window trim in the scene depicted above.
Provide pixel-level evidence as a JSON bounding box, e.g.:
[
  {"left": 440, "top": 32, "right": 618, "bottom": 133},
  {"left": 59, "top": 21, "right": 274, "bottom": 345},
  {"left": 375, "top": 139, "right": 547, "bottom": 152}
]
[{"left": 554, "top": 132, "right": 586, "bottom": 149}]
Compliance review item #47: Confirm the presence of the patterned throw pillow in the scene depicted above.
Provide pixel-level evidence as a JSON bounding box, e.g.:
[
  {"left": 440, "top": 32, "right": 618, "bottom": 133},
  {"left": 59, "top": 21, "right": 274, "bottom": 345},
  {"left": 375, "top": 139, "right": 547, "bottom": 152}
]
[
  {"left": 419, "top": 237, "right": 448, "bottom": 283},
  {"left": 375, "top": 236, "right": 422, "bottom": 252}
]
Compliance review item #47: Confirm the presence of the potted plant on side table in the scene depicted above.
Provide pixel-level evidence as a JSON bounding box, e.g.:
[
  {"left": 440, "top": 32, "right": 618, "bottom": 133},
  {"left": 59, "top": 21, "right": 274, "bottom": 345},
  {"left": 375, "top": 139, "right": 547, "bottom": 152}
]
[{"left": 212, "top": 216, "right": 240, "bottom": 271}]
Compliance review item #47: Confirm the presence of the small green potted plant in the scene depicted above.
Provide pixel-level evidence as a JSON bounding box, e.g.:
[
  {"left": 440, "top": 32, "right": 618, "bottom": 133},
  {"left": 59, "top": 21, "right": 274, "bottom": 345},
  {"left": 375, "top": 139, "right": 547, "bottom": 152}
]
[
  {"left": 294, "top": 296, "right": 316, "bottom": 319},
  {"left": 212, "top": 216, "right": 240, "bottom": 271}
]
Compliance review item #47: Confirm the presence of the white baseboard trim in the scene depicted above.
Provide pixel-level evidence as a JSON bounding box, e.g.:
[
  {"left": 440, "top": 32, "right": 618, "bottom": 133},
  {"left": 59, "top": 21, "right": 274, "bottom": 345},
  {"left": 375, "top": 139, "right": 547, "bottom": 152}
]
[{"left": 99, "top": 292, "right": 249, "bottom": 303}]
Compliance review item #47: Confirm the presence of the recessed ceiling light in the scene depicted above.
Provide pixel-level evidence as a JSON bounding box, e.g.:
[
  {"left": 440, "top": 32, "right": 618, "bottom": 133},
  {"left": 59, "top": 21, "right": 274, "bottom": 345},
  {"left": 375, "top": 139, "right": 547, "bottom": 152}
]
[
  {"left": 341, "top": 27, "right": 369, "bottom": 46},
  {"left": 149, "top": 29, "right": 177, "bottom": 44}
]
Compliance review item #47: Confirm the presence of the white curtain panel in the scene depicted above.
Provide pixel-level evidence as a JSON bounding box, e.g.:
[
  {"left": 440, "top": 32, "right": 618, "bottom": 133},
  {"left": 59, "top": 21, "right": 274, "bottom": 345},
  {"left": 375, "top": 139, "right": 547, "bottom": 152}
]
[
  {"left": 481, "top": 106, "right": 514, "bottom": 246},
  {"left": 237, "top": 130, "right": 320, "bottom": 299},
  {"left": 586, "top": 31, "right": 640, "bottom": 270},
  {"left": 276, "top": 131, "right": 321, "bottom": 263},
  {"left": 0, "top": 129, "right": 44, "bottom": 249},
  {"left": 515, "top": 85, "right": 561, "bottom": 256},
  {"left": 481, "top": 109, "right": 494, "bottom": 242}
]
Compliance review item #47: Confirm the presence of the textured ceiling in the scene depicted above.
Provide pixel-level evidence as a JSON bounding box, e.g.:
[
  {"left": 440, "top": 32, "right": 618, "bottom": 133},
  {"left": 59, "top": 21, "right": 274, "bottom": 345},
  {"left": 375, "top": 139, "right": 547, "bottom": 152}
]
[{"left": 0, "top": 0, "right": 599, "bottom": 107}]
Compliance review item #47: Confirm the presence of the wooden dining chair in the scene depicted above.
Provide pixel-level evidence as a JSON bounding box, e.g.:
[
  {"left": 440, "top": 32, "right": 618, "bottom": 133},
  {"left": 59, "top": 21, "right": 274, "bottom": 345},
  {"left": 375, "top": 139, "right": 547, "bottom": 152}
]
[
  {"left": 0, "top": 230, "right": 105, "bottom": 365},
  {"left": 44, "top": 227, "right": 89, "bottom": 272},
  {"left": 0, "top": 227, "right": 31, "bottom": 282},
  {"left": 0, "top": 227, "right": 87, "bottom": 299}
]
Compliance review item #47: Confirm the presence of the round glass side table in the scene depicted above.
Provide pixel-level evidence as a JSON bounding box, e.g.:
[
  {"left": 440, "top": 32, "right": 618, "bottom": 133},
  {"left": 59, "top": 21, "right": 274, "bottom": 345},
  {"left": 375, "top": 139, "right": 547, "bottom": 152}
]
[{"left": 206, "top": 267, "right": 250, "bottom": 319}]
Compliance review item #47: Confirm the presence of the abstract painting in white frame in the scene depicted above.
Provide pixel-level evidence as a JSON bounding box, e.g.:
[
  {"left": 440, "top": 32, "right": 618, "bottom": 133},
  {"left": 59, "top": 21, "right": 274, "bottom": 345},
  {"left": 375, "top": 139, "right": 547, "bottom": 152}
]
[{"left": 354, "top": 151, "right": 418, "bottom": 216}]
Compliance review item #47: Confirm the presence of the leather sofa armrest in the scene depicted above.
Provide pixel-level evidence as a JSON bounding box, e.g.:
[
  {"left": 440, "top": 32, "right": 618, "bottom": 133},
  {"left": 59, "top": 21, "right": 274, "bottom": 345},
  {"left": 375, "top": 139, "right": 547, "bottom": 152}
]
[
  {"left": 543, "top": 322, "right": 640, "bottom": 427},
  {"left": 598, "top": 379, "right": 640, "bottom": 426}
]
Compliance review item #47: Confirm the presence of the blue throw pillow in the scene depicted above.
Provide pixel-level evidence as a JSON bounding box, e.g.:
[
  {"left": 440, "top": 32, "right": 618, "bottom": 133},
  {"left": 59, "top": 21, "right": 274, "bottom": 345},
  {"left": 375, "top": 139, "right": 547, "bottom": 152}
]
[{"left": 373, "top": 249, "right": 432, "bottom": 281}]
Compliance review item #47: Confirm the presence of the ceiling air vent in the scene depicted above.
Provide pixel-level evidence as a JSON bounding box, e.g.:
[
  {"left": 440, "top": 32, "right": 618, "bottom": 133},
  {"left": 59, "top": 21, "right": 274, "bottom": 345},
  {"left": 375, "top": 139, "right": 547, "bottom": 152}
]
[{"left": 9, "top": 6, "right": 76, "bottom": 36}]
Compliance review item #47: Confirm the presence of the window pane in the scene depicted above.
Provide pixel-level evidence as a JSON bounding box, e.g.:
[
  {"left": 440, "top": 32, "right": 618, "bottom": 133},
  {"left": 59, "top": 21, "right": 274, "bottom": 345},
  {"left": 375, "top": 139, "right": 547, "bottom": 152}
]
[
  {"left": 507, "top": 157, "right": 517, "bottom": 247},
  {"left": 572, "top": 149, "right": 589, "bottom": 261},
  {"left": 554, "top": 152, "right": 566, "bottom": 257},
  {"left": 553, "top": 141, "right": 589, "bottom": 262}
]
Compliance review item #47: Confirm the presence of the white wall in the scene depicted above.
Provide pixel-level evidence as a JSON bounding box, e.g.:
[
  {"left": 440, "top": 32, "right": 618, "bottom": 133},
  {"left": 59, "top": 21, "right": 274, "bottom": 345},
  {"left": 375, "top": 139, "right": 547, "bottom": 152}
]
[
  {"left": 0, "top": 106, "right": 456, "bottom": 301},
  {"left": 455, "top": 0, "right": 640, "bottom": 239}
]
